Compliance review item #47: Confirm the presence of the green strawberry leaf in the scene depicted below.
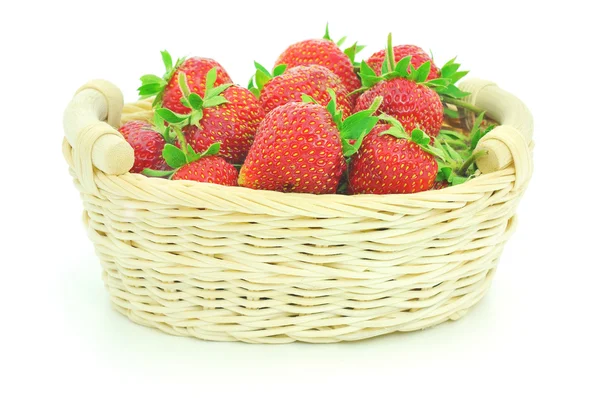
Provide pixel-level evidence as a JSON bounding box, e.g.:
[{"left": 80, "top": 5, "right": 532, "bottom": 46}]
[
  {"left": 189, "top": 109, "right": 204, "bottom": 127},
  {"left": 138, "top": 83, "right": 164, "bottom": 98},
  {"left": 381, "top": 126, "right": 409, "bottom": 140},
  {"left": 140, "top": 74, "right": 164, "bottom": 86},
  {"left": 254, "top": 61, "right": 271, "bottom": 77},
  {"left": 336, "top": 36, "right": 347, "bottom": 47},
  {"left": 437, "top": 84, "right": 470, "bottom": 99},
  {"left": 162, "top": 144, "right": 187, "bottom": 169},
  {"left": 323, "top": 22, "right": 332, "bottom": 40},
  {"left": 156, "top": 108, "right": 187, "bottom": 124},
  {"left": 410, "top": 129, "right": 430, "bottom": 146},
  {"left": 161, "top": 50, "right": 173, "bottom": 72},
  {"left": 301, "top": 94, "right": 319, "bottom": 104},
  {"left": 202, "top": 96, "right": 229, "bottom": 108},
  {"left": 342, "top": 113, "right": 379, "bottom": 140},
  {"left": 443, "top": 107, "right": 460, "bottom": 118},
  {"left": 415, "top": 61, "right": 432, "bottom": 83},
  {"left": 188, "top": 93, "right": 204, "bottom": 110},
  {"left": 255, "top": 69, "right": 271, "bottom": 91},
  {"left": 205, "top": 68, "right": 217, "bottom": 92},
  {"left": 142, "top": 168, "right": 175, "bottom": 178},
  {"left": 178, "top": 72, "right": 191, "bottom": 98},
  {"left": 439, "top": 129, "right": 465, "bottom": 141},
  {"left": 201, "top": 142, "right": 221, "bottom": 157},
  {"left": 425, "top": 78, "right": 451, "bottom": 88},
  {"left": 471, "top": 111, "right": 486, "bottom": 136},
  {"left": 273, "top": 64, "right": 287, "bottom": 76},
  {"left": 391, "top": 55, "right": 412, "bottom": 79},
  {"left": 342, "top": 133, "right": 367, "bottom": 157},
  {"left": 206, "top": 83, "right": 232, "bottom": 99}
]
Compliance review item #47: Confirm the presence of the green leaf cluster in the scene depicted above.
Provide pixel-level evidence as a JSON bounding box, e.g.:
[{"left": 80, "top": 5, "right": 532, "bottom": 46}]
[
  {"left": 248, "top": 61, "right": 287, "bottom": 98},
  {"left": 138, "top": 50, "right": 186, "bottom": 107}
]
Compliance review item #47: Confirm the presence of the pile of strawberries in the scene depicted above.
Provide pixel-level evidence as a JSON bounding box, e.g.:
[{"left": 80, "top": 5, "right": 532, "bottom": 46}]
[{"left": 122, "top": 26, "right": 494, "bottom": 195}]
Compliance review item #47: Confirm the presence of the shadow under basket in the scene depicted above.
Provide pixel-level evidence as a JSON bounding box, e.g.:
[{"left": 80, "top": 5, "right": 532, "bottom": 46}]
[{"left": 62, "top": 78, "right": 533, "bottom": 343}]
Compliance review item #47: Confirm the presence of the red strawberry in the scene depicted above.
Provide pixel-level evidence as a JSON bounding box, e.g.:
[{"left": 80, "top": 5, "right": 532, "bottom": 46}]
[
  {"left": 354, "top": 34, "right": 472, "bottom": 139},
  {"left": 250, "top": 64, "right": 352, "bottom": 117},
  {"left": 185, "top": 85, "right": 264, "bottom": 164},
  {"left": 144, "top": 141, "right": 238, "bottom": 186},
  {"left": 138, "top": 50, "right": 232, "bottom": 114},
  {"left": 118, "top": 120, "right": 168, "bottom": 173},
  {"left": 239, "top": 94, "right": 380, "bottom": 194},
  {"left": 366, "top": 45, "right": 440, "bottom": 79},
  {"left": 156, "top": 69, "right": 264, "bottom": 164},
  {"left": 354, "top": 78, "right": 443, "bottom": 138},
  {"left": 172, "top": 156, "right": 238, "bottom": 185},
  {"left": 273, "top": 26, "right": 362, "bottom": 106},
  {"left": 431, "top": 180, "right": 449, "bottom": 190},
  {"left": 349, "top": 124, "right": 438, "bottom": 194}
]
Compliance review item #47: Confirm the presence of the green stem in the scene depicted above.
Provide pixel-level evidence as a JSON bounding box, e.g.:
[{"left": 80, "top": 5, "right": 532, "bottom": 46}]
[
  {"left": 172, "top": 126, "right": 189, "bottom": 157},
  {"left": 443, "top": 96, "right": 486, "bottom": 115},
  {"left": 458, "top": 150, "right": 488, "bottom": 176},
  {"left": 386, "top": 33, "right": 395, "bottom": 71}
]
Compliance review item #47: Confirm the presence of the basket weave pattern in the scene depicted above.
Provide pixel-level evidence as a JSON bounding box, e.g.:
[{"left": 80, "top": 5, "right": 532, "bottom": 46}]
[{"left": 63, "top": 79, "right": 533, "bottom": 343}]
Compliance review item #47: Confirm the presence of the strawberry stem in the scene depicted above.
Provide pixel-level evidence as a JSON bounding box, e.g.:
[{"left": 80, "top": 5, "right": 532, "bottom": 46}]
[
  {"left": 458, "top": 149, "right": 488, "bottom": 176},
  {"left": 443, "top": 97, "right": 486, "bottom": 115},
  {"left": 385, "top": 33, "right": 395, "bottom": 72},
  {"left": 172, "top": 126, "right": 189, "bottom": 156}
]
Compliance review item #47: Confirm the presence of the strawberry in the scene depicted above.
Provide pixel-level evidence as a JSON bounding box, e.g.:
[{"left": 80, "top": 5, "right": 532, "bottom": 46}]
[
  {"left": 239, "top": 92, "right": 381, "bottom": 194},
  {"left": 431, "top": 180, "right": 449, "bottom": 190},
  {"left": 172, "top": 155, "right": 238, "bottom": 185},
  {"left": 138, "top": 50, "right": 232, "bottom": 114},
  {"left": 155, "top": 69, "right": 263, "bottom": 164},
  {"left": 273, "top": 25, "right": 363, "bottom": 106},
  {"left": 366, "top": 45, "right": 440, "bottom": 80},
  {"left": 144, "top": 138, "right": 238, "bottom": 186},
  {"left": 354, "top": 78, "right": 443, "bottom": 138},
  {"left": 353, "top": 34, "right": 471, "bottom": 138},
  {"left": 349, "top": 118, "right": 446, "bottom": 194},
  {"left": 118, "top": 120, "right": 169, "bottom": 173},
  {"left": 249, "top": 63, "right": 352, "bottom": 117}
]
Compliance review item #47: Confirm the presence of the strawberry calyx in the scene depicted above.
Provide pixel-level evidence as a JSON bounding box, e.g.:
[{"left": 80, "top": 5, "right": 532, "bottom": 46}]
[
  {"left": 378, "top": 114, "right": 447, "bottom": 161},
  {"left": 434, "top": 111, "right": 495, "bottom": 185},
  {"left": 154, "top": 67, "right": 232, "bottom": 130},
  {"left": 302, "top": 90, "right": 382, "bottom": 158},
  {"left": 138, "top": 50, "right": 186, "bottom": 108},
  {"left": 248, "top": 61, "right": 287, "bottom": 98},
  {"left": 323, "top": 23, "right": 365, "bottom": 68}
]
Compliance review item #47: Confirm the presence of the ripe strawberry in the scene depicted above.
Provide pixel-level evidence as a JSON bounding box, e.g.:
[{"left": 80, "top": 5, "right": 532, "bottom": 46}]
[
  {"left": 273, "top": 25, "right": 362, "bottom": 106},
  {"left": 354, "top": 34, "right": 471, "bottom": 139},
  {"left": 366, "top": 45, "right": 440, "bottom": 79},
  {"left": 239, "top": 93, "right": 381, "bottom": 194},
  {"left": 138, "top": 50, "right": 232, "bottom": 114},
  {"left": 185, "top": 85, "right": 264, "bottom": 164},
  {"left": 144, "top": 141, "right": 238, "bottom": 186},
  {"left": 172, "top": 156, "right": 238, "bottom": 185},
  {"left": 431, "top": 180, "right": 449, "bottom": 190},
  {"left": 249, "top": 63, "right": 352, "bottom": 117},
  {"left": 156, "top": 69, "right": 263, "bottom": 164},
  {"left": 118, "top": 120, "right": 168, "bottom": 173},
  {"left": 354, "top": 78, "right": 444, "bottom": 137},
  {"left": 349, "top": 123, "right": 440, "bottom": 194}
]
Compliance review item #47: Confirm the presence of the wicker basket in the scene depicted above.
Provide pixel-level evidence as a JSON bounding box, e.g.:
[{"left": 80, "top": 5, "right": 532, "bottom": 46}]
[{"left": 62, "top": 78, "right": 533, "bottom": 343}]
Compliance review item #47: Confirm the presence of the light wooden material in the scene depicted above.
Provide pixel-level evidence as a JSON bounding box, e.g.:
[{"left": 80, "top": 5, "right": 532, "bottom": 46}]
[{"left": 62, "top": 78, "right": 533, "bottom": 343}]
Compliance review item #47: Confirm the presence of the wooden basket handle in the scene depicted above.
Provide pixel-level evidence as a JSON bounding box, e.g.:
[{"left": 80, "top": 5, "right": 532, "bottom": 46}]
[
  {"left": 459, "top": 79, "right": 534, "bottom": 190},
  {"left": 63, "top": 80, "right": 134, "bottom": 190}
]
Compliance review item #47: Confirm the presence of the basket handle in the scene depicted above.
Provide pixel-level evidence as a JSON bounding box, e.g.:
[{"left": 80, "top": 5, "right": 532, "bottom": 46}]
[
  {"left": 458, "top": 79, "right": 533, "bottom": 190},
  {"left": 63, "top": 80, "right": 134, "bottom": 186}
]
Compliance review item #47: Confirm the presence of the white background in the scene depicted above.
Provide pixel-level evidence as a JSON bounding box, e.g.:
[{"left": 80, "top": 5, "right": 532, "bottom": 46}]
[{"left": 2, "top": 0, "right": 599, "bottom": 396}]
